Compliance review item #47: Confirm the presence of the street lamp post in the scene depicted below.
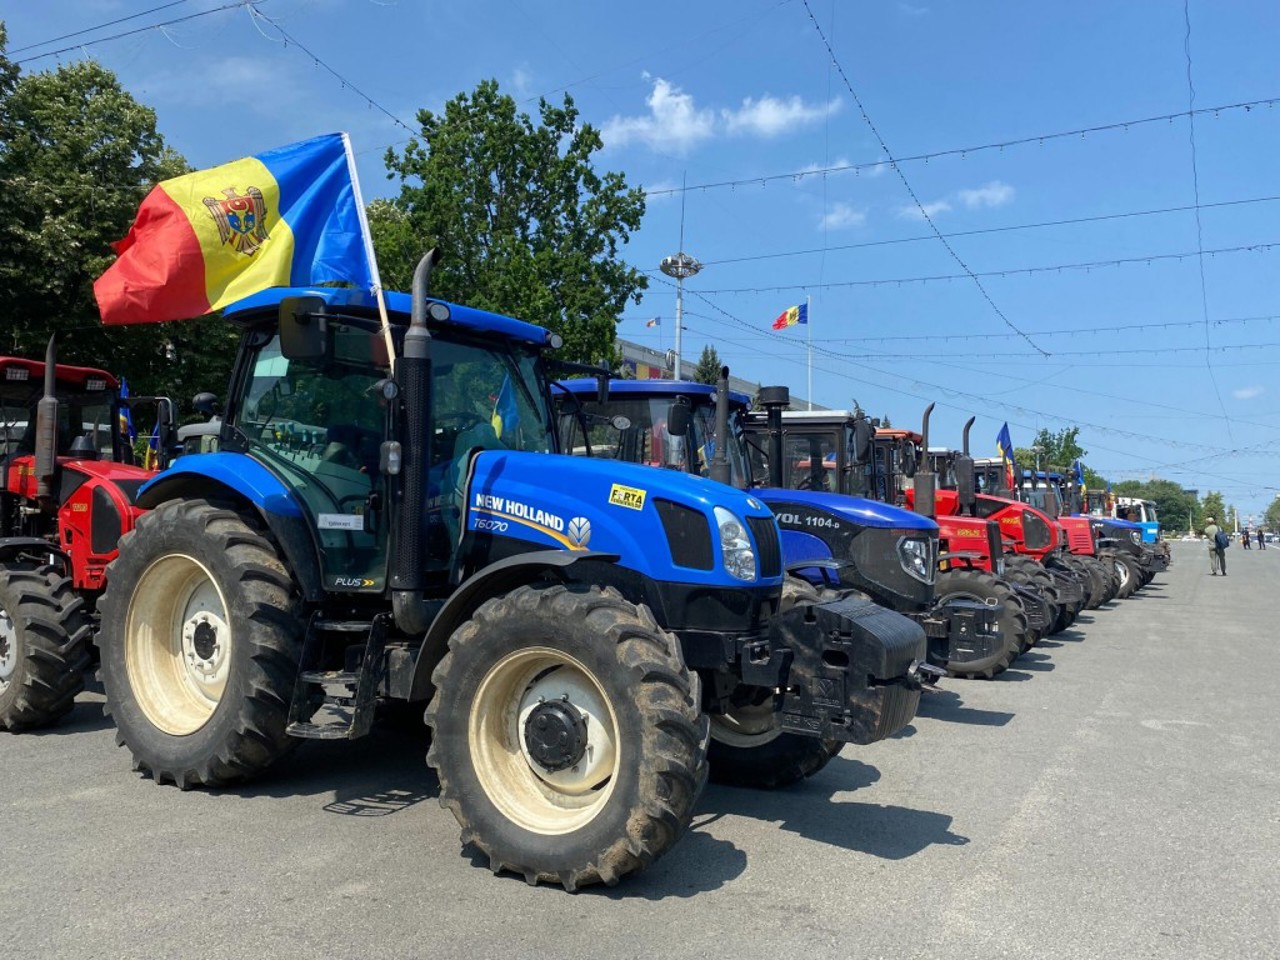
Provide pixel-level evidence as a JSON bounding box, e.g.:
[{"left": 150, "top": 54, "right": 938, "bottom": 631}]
[
  {"left": 659, "top": 252, "right": 701, "bottom": 379},
  {"left": 1031, "top": 444, "right": 1044, "bottom": 474}
]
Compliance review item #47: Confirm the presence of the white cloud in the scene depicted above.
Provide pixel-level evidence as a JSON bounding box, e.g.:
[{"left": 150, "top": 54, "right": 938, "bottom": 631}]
[
  {"left": 512, "top": 67, "right": 533, "bottom": 96},
  {"left": 603, "top": 78, "right": 838, "bottom": 153},
  {"left": 898, "top": 3, "right": 930, "bottom": 16},
  {"left": 957, "top": 180, "right": 1016, "bottom": 209},
  {"left": 897, "top": 199, "right": 952, "bottom": 220},
  {"left": 601, "top": 78, "right": 715, "bottom": 153},
  {"left": 820, "top": 203, "right": 867, "bottom": 230},
  {"left": 722, "top": 95, "right": 840, "bottom": 137},
  {"left": 641, "top": 180, "right": 680, "bottom": 204},
  {"left": 1233, "top": 386, "right": 1265, "bottom": 400}
]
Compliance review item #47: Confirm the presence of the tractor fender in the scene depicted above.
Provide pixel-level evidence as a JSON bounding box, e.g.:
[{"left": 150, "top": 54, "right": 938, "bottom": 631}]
[
  {"left": 408, "top": 549, "right": 620, "bottom": 702},
  {"left": 134, "top": 454, "right": 324, "bottom": 601},
  {"left": 0, "top": 536, "right": 70, "bottom": 574}
]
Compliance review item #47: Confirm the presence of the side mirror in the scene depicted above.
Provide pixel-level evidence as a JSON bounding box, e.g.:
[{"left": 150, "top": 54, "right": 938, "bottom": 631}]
[
  {"left": 278, "top": 296, "right": 328, "bottom": 360},
  {"left": 193, "top": 392, "right": 223, "bottom": 416},
  {"left": 900, "top": 440, "right": 918, "bottom": 478},
  {"left": 667, "top": 399, "right": 691, "bottom": 437},
  {"left": 853, "top": 417, "right": 874, "bottom": 464}
]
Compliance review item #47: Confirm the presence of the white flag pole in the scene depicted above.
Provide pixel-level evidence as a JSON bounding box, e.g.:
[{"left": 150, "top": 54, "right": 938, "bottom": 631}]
[
  {"left": 806, "top": 293, "right": 813, "bottom": 410},
  {"left": 342, "top": 133, "right": 396, "bottom": 372}
]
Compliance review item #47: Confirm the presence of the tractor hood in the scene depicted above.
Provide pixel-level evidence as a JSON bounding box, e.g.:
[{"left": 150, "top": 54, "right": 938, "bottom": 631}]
[{"left": 754, "top": 488, "right": 936, "bottom": 532}]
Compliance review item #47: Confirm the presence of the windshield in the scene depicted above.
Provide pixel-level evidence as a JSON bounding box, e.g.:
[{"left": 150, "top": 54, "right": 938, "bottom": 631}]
[
  {"left": 557, "top": 393, "right": 751, "bottom": 487},
  {"left": 0, "top": 383, "right": 117, "bottom": 459}
]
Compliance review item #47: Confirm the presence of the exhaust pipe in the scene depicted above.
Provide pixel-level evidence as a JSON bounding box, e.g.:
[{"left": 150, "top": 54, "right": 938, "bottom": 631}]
[
  {"left": 956, "top": 416, "right": 977, "bottom": 516},
  {"left": 709, "top": 365, "right": 731, "bottom": 485},
  {"left": 34, "top": 335, "right": 59, "bottom": 500},
  {"left": 392, "top": 249, "right": 440, "bottom": 636},
  {"left": 915, "top": 402, "right": 936, "bottom": 519},
  {"left": 758, "top": 385, "right": 790, "bottom": 488}
]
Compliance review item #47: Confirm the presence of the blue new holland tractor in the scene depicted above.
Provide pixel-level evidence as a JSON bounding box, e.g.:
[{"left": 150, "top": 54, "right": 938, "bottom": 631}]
[
  {"left": 554, "top": 373, "right": 1009, "bottom": 679},
  {"left": 96, "top": 254, "right": 932, "bottom": 890}
]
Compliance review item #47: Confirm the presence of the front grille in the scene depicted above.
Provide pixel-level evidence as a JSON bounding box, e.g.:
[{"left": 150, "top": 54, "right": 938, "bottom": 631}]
[
  {"left": 1023, "top": 509, "right": 1052, "bottom": 550},
  {"left": 654, "top": 499, "right": 714, "bottom": 570},
  {"left": 746, "top": 515, "right": 782, "bottom": 578}
]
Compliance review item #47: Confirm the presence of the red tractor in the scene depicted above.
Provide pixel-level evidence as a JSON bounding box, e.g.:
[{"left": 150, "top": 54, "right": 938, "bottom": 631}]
[{"left": 0, "top": 339, "right": 175, "bottom": 730}]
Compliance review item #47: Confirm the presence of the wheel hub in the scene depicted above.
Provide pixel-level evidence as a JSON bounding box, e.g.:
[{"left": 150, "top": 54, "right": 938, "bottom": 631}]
[
  {"left": 0, "top": 606, "right": 16, "bottom": 687},
  {"left": 522, "top": 697, "right": 588, "bottom": 772},
  {"left": 181, "top": 610, "right": 229, "bottom": 685}
]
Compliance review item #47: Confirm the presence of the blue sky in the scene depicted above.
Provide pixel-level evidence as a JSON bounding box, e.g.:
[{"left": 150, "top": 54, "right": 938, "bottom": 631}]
[{"left": 6, "top": 0, "right": 1279, "bottom": 521}]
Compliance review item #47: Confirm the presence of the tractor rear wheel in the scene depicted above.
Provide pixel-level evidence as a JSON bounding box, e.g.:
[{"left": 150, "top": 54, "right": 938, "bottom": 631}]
[
  {"left": 426, "top": 583, "right": 707, "bottom": 890},
  {"left": 933, "top": 569, "right": 1025, "bottom": 679},
  {"left": 1107, "top": 552, "right": 1140, "bottom": 600},
  {"left": 0, "top": 566, "right": 91, "bottom": 731},
  {"left": 97, "top": 499, "right": 302, "bottom": 788}
]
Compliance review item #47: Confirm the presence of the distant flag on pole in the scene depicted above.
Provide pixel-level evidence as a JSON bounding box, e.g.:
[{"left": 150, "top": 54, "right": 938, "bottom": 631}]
[
  {"left": 94, "top": 133, "right": 374, "bottom": 326},
  {"left": 117, "top": 377, "right": 136, "bottom": 443},
  {"left": 771, "top": 303, "right": 808, "bottom": 330},
  {"left": 645, "top": 317, "right": 660, "bottom": 327},
  {"left": 996, "top": 422, "right": 1014, "bottom": 489}
]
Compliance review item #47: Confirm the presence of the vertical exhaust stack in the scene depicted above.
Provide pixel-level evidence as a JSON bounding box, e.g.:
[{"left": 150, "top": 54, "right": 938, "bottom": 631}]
[
  {"left": 758, "top": 385, "right": 790, "bottom": 488},
  {"left": 709, "top": 365, "right": 732, "bottom": 485},
  {"left": 34, "top": 335, "right": 59, "bottom": 500},
  {"left": 955, "top": 415, "right": 977, "bottom": 516},
  {"left": 392, "top": 248, "right": 440, "bottom": 636},
  {"left": 915, "top": 402, "right": 936, "bottom": 519}
]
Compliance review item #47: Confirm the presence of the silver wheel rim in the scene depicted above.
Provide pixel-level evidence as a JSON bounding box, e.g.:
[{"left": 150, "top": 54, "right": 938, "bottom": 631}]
[
  {"left": 0, "top": 601, "right": 16, "bottom": 690},
  {"left": 709, "top": 698, "right": 783, "bottom": 748},
  {"left": 468, "top": 647, "right": 620, "bottom": 836},
  {"left": 125, "top": 554, "right": 231, "bottom": 736}
]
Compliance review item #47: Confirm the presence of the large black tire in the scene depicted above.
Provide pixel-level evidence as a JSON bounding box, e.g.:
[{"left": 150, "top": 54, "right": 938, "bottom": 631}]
[
  {"left": 706, "top": 576, "right": 840, "bottom": 787},
  {"left": 426, "top": 583, "right": 708, "bottom": 891},
  {"left": 0, "top": 566, "right": 92, "bottom": 731},
  {"left": 1107, "top": 551, "right": 1140, "bottom": 600},
  {"left": 933, "top": 569, "right": 1026, "bottom": 679},
  {"left": 97, "top": 499, "right": 303, "bottom": 788},
  {"left": 1076, "top": 556, "right": 1111, "bottom": 610},
  {"left": 1091, "top": 552, "right": 1122, "bottom": 605},
  {"left": 999, "top": 560, "right": 1057, "bottom": 647},
  {"left": 1059, "top": 555, "right": 1095, "bottom": 611}
]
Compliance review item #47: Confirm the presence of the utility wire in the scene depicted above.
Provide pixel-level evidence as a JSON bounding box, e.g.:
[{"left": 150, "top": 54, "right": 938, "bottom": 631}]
[
  {"left": 684, "top": 239, "right": 1280, "bottom": 294},
  {"left": 1183, "top": 0, "right": 1235, "bottom": 444},
  {"left": 6, "top": 0, "right": 202, "bottom": 55},
  {"left": 799, "top": 0, "right": 1047, "bottom": 356},
  {"left": 701, "top": 194, "right": 1280, "bottom": 267},
  {"left": 645, "top": 94, "right": 1280, "bottom": 198},
  {"left": 14, "top": 1, "right": 258, "bottom": 64}
]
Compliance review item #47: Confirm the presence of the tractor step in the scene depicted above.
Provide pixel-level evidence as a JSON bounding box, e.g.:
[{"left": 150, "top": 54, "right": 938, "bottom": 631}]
[{"left": 286, "top": 612, "right": 391, "bottom": 740}]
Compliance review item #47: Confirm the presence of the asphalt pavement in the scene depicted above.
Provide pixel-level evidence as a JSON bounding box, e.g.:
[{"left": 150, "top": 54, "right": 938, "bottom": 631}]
[{"left": 4, "top": 540, "right": 1277, "bottom": 960}]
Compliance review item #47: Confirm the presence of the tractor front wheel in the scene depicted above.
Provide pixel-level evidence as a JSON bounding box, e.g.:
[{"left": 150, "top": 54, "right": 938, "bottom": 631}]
[
  {"left": 427, "top": 583, "right": 707, "bottom": 890},
  {"left": 934, "top": 569, "right": 1025, "bottom": 679},
  {"left": 97, "top": 499, "right": 302, "bottom": 788},
  {"left": 0, "top": 566, "right": 91, "bottom": 731}
]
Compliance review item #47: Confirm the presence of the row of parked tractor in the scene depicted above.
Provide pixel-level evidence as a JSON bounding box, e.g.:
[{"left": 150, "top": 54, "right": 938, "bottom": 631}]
[{"left": 0, "top": 253, "right": 1168, "bottom": 890}]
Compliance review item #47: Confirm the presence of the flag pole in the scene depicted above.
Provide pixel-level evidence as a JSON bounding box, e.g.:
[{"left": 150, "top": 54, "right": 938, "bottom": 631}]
[
  {"left": 806, "top": 293, "right": 813, "bottom": 410},
  {"left": 342, "top": 133, "right": 396, "bottom": 373}
]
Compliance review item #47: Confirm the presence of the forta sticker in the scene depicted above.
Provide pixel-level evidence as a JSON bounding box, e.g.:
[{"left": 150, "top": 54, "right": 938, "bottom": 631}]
[{"left": 608, "top": 483, "right": 647, "bottom": 511}]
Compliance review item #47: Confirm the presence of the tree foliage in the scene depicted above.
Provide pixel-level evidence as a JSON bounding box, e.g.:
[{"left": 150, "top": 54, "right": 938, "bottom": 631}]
[
  {"left": 1264, "top": 496, "right": 1280, "bottom": 531},
  {"left": 0, "top": 34, "right": 235, "bottom": 408},
  {"left": 1113, "top": 478, "right": 1200, "bottom": 533},
  {"left": 693, "top": 344, "right": 721, "bottom": 385},
  {"left": 1014, "top": 426, "right": 1086, "bottom": 474},
  {"left": 370, "top": 80, "right": 648, "bottom": 364},
  {"left": 1199, "top": 491, "right": 1226, "bottom": 531}
]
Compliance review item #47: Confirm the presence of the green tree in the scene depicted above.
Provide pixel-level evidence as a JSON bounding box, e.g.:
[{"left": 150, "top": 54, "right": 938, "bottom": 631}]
[
  {"left": 1015, "top": 426, "right": 1086, "bottom": 474},
  {"left": 880, "top": 413, "right": 892, "bottom": 428},
  {"left": 370, "top": 80, "right": 648, "bottom": 364},
  {"left": 1200, "top": 491, "right": 1226, "bottom": 532},
  {"left": 0, "top": 36, "right": 233, "bottom": 407},
  {"left": 1113, "top": 478, "right": 1200, "bottom": 533},
  {"left": 693, "top": 344, "right": 721, "bottom": 385},
  {"left": 1264, "top": 496, "right": 1280, "bottom": 531}
]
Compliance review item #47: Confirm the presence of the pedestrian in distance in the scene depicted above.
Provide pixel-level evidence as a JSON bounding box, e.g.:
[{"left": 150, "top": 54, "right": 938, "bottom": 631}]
[
  {"left": 1241, "top": 526, "right": 1251, "bottom": 550},
  {"left": 1203, "top": 516, "right": 1228, "bottom": 576},
  {"left": 1259, "top": 528, "right": 1267, "bottom": 550}
]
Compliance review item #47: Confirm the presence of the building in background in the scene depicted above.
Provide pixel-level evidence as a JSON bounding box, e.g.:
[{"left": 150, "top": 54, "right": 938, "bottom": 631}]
[{"left": 616, "top": 338, "right": 824, "bottom": 410}]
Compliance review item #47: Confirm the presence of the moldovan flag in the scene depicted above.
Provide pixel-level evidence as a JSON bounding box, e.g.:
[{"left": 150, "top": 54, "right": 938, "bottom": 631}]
[
  {"left": 94, "top": 133, "right": 375, "bottom": 325},
  {"left": 996, "top": 422, "right": 1015, "bottom": 488},
  {"left": 771, "top": 303, "right": 808, "bottom": 330}
]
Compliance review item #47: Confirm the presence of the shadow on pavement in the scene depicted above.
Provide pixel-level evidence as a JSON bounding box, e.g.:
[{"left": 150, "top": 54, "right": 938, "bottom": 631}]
[
  {"left": 1011, "top": 651, "right": 1055, "bottom": 672},
  {"left": 916, "top": 688, "right": 1014, "bottom": 727},
  {"left": 24, "top": 695, "right": 115, "bottom": 736}
]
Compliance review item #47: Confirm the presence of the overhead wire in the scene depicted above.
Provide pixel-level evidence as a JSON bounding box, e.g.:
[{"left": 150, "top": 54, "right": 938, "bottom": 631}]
[
  {"left": 643, "top": 94, "right": 1280, "bottom": 198},
  {"left": 6, "top": 0, "right": 202, "bottom": 55},
  {"left": 799, "top": 0, "right": 1048, "bottom": 355}
]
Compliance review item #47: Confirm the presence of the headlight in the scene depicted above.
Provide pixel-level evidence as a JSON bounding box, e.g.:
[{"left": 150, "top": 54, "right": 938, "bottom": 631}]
[
  {"left": 1130, "top": 530, "right": 1141, "bottom": 544},
  {"left": 897, "top": 536, "right": 936, "bottom": 584},
  {"left": 714, "top": 507, "right": 757, "bottom": 581}
]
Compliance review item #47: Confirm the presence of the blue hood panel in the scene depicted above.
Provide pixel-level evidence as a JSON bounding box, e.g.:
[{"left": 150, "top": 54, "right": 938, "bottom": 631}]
[
  {"left": 754, "top": 488, "right": 937, "bottom": 532},
  {"left": 466, "top": 452, "right": 782, "bottom": 587}
]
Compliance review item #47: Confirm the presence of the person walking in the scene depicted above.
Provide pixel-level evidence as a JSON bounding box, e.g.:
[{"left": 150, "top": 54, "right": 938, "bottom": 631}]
[
  {"left": 1242, "top": 526, "right": 1252, "bottom": 549},
  {"left": 1259, "top": 528, "right": 1267, "bottom": 550},
  {"left": 1204, "top": 517, "right": 1227, "bottom": 575}
]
